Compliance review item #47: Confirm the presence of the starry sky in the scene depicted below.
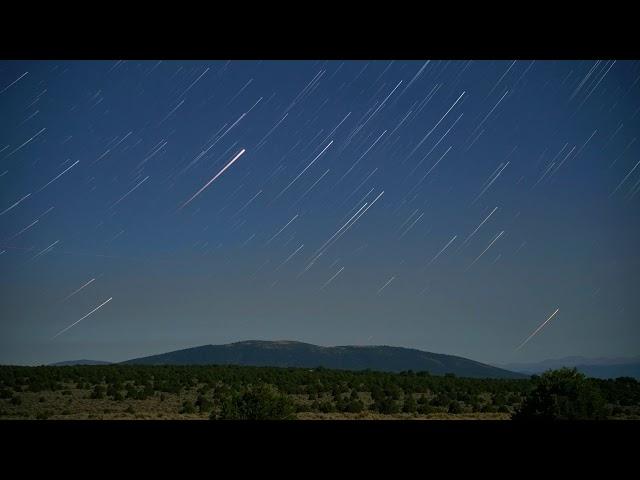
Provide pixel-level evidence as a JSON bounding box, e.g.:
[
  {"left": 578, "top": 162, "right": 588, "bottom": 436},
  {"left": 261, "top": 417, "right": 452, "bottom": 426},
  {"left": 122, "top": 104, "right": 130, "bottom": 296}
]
[{"left": 1, "top": 60, "right": 638, "bottom": 366}]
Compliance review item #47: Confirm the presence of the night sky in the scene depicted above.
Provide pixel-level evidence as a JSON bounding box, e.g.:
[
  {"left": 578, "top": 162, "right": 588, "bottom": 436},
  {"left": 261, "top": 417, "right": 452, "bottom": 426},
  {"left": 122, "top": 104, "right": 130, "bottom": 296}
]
[{"left": 1, "top": 60, "right": 638, "bottom": 366}]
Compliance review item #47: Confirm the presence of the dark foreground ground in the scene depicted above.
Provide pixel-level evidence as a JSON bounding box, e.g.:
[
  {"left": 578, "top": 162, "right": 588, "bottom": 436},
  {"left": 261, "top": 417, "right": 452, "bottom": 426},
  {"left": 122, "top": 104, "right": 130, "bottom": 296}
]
[{"left": 1, "top": 364, "right": 638, "bottom": 420}]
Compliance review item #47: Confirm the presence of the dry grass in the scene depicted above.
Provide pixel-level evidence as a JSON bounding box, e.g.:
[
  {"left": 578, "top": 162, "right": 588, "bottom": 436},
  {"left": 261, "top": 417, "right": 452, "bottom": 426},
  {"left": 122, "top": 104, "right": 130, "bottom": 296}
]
[
  {"left": 295, "top": 411, "right": 511, "bottom": 420},
  {"left": 0, "top": 386, "right": 513, "bottom": 420},
  {"left": 0, "top": 385, "right": 210, "bottom": 420}
]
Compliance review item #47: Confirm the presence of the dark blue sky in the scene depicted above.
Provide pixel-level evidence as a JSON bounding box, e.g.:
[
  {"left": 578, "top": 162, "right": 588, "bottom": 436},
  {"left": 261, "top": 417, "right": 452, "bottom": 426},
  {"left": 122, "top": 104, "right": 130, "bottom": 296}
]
[{"left": 1, "top": 60, "right": 638, "bottom": 366}]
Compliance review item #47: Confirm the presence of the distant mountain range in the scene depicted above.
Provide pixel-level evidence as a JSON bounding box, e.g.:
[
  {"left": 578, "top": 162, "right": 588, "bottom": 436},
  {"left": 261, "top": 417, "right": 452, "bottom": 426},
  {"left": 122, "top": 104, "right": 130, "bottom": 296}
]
[
  {"left": 500, "top": 356, "right": 640, "bottom": 379},
  {"left": 120, "top": 340, "right": 526, "bottom": 379},
  {"left": 49, "top": 347, "right": 640, "bottom": 380},
  {"left": 50, "top": 359, "right": 113, "bottom": 366}
]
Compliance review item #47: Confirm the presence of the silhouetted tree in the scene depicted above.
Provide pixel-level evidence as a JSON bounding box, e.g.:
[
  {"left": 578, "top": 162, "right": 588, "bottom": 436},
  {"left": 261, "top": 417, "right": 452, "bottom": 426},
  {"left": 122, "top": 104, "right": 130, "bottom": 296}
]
[{"left": 514, "top": 368, "right": 607, "bottom": 420}]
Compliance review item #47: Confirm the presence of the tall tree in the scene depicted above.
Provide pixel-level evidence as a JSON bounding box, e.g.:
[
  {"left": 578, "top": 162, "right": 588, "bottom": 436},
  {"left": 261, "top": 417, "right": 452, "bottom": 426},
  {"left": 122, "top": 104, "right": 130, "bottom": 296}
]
[{"left": 514, "top": 368, "right": 608, "bottom": 420}]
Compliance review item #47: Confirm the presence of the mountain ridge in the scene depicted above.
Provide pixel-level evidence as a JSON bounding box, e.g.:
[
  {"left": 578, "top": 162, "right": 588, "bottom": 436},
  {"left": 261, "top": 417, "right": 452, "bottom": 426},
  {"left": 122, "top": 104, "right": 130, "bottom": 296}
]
[
  {"left": 50, "top": 359, "right": 113, "bottom": 366},
  {"left": 120, "top": 340, "right": 526, "bottom": 379},
  {"left": 501, "top": 355, "right": 640, "bottom": 371},
  {"left": 499, "top": 356, "right": 640, "bottom": 379}
]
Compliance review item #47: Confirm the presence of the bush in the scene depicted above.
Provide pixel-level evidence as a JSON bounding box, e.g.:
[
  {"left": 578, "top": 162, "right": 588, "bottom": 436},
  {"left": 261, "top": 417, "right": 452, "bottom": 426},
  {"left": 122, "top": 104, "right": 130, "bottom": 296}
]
[
  {"left": 10, "top": 395, "right": 22, "bottom": 405},
  {"left": 403, "top": 393, "right": 417, "bottom": 413},
  {"left": 335, "top": 395, "right": 349, "bottom": 412},
  {"left": 212, "top": 383, "right": 295, "bottom": 420},
  {"left": 346, "top": 399, "right": 364, "bottom": 413},
  {"left": 514, "top": 368, "right": 607, "bottom": 420},
  {"left": 106, "top": 385, "right": 118, "bottom": 398},
  {"left": 373, "top": 397, "right": 400, "bottom": 414},
  {"left": 90, "top": 385, "right": 105, "bottom": 399},
  {"left": 448, "top": 401, "right": 462, "bottom": 414},
  {"left": 317, "top": 401, "right": 335, "bottom": 413},
  {"left": 28, "top": 383, "right": 43, "bottom": 393},
  {"left": 195, "top": 395, "right": 213, "bottom": 412},
  {"left": 180, "top": 400, "right": 196, "bottom": 414},
  {"left": 0, "top": 388, "right": 14, "bottom": 399}
]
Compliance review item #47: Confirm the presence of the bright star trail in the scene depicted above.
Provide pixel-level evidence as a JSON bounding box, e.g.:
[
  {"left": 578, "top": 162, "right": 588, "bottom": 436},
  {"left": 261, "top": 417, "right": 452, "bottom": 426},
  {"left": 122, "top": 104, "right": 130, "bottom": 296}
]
[
  {"left": 61, "top": 277, "right": 96, "bottom": 302},
  {"left": 516, "top": 308, "right": 560, "bottom": 351},
  {"left": 51, "top": 297, "right": 113, "bottom": 340},
  {"left": 179, "top": 148, "right": 246, "bottom": 209},
  {"left": 0, "top": 60, "right": 638, "bottom": 366}
]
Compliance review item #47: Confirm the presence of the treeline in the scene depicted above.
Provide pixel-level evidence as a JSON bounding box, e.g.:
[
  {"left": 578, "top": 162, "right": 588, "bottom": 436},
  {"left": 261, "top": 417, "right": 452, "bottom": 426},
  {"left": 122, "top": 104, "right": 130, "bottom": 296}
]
[{"left": 0, "top": 364, "right": 638, "bottom": 419}]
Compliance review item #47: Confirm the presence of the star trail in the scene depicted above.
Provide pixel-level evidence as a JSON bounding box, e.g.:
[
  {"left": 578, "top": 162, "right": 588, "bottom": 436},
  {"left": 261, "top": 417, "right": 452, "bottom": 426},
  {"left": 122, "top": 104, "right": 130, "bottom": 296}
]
[{"left": 0, "top": 60, "right": 638, "bottom": 366}]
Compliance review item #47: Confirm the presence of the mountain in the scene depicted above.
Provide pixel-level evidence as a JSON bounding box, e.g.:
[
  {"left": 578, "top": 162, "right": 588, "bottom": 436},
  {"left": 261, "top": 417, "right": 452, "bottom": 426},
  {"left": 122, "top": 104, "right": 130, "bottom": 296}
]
[
  {"left": 50, "top": 359, "right": 112, "bottom": 366},
  {"left": 500, "top": 356, "right": 640, "bottom": 379},
  {"left": 121, "top": 340, "right": 526, "bottom": 379}
]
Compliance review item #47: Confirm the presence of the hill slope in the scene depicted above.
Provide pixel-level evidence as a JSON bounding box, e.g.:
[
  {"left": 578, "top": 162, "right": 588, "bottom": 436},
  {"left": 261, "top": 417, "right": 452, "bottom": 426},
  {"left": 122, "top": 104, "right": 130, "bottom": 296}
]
[
  {"left": 50, "top": 359, "right": 112, "bottom": 366},
  {"left": 122, "top": 340, "right": 525, "bottom": 379}
]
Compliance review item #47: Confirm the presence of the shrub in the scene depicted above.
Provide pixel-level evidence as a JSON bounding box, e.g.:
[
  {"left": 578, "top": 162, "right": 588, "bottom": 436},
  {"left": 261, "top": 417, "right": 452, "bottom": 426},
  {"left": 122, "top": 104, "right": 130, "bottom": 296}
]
[
  {"left": 180, "top": 400, "right": 196, "bottom": 414},
  {"left": 448, "top": 401, "right": 462, "bottom": 414},
  {"left": 373, "top": 397, "right": 400, "bottom": 414},
  {"left": 36, "top": 411, "right": 51, "bottom": 420},
  {"left": 403, "top": 393, "right": 417, "bottom": 413},
  {"left": 346, "top": 399, "right": 364, "bottom": 413},
  {"left": 195, "top": 395, "right": 213, "bottom": 412},
  {"left": 417, "top": 404, "right": 434, "bottom": 415},
  {"left": 317, "top": 401, "right": 336, "bottom": 413},
  {"left": 212, "top": 383, "right": 295, "bottom": 420},
  {"left": 90, "top": 385, "right": 105, "bottom": 399}
]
